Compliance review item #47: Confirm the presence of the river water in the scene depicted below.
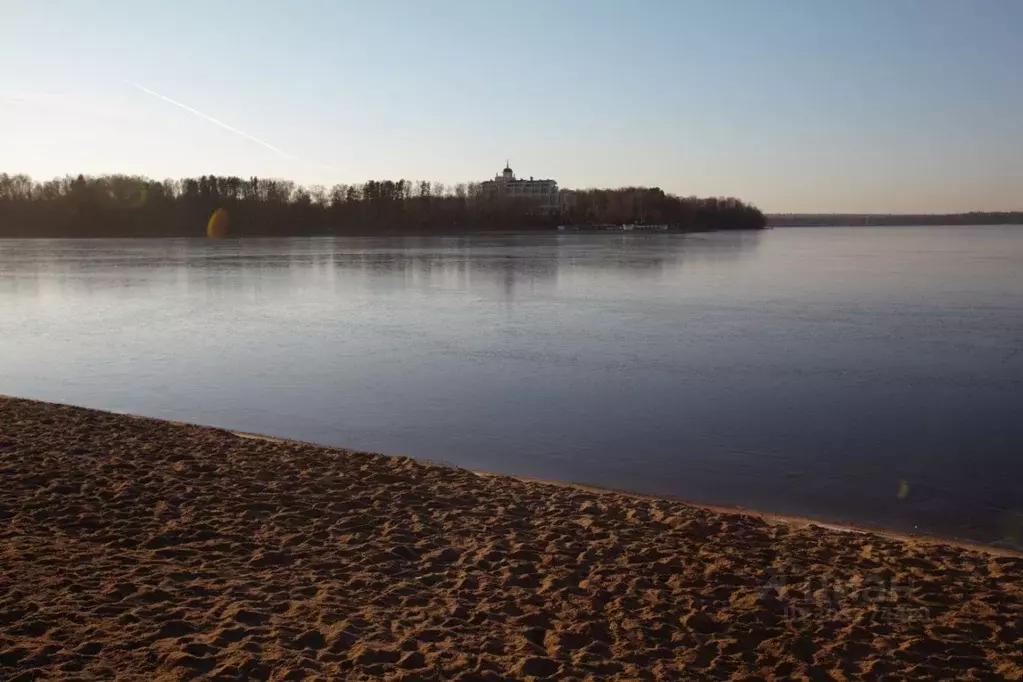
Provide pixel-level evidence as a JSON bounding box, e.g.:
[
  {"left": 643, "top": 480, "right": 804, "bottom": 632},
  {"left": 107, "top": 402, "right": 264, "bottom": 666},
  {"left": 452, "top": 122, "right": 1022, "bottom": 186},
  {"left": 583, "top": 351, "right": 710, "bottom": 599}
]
[{"left": 2, "top": 227, "right": 1021, "bottom": 546}]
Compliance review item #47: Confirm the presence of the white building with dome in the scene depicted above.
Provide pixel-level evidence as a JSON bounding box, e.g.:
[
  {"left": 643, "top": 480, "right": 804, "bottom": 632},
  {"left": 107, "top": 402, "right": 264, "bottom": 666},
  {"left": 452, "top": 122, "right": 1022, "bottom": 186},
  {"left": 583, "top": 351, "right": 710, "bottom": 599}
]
[{"left": 480, "top": 163, "right": 567, "bottom": 212}]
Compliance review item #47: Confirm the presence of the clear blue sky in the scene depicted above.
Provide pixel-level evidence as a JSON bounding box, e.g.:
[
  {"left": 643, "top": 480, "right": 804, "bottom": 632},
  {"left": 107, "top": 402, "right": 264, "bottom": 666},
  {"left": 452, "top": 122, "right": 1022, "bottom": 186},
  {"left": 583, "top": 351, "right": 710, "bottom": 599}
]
[{"left": 2, "top": 0, "right": 1021, "bottom": 213}]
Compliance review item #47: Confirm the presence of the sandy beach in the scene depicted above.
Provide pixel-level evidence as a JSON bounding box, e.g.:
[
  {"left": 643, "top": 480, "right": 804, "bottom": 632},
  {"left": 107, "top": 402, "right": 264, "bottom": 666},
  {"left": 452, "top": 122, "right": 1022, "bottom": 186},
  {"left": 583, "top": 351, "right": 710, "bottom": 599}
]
[{"left": 1, "top": 396, "right": 1021, "bottom": 680}]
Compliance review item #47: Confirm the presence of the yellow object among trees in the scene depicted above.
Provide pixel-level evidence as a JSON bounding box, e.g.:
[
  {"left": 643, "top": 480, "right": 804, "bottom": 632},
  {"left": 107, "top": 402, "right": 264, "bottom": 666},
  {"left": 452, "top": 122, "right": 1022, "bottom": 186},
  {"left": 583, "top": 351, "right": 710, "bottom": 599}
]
[{"left": 207, "top": 208, "right": 230, "bottom": 238}]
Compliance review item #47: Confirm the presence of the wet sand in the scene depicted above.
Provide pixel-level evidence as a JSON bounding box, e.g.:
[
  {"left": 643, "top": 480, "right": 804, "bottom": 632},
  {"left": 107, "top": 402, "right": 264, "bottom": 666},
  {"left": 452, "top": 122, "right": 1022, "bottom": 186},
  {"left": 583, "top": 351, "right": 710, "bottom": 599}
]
[{"left": 2, "top": 396, "right": 1022, "bottom": 680}]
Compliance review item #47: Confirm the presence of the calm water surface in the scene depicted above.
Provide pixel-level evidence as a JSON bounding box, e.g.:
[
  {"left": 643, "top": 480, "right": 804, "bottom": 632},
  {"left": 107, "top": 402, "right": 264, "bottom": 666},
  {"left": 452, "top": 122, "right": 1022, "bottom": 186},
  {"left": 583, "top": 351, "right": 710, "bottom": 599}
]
[{"left": 2, "top": 227, "right": 1021, "bottom": 546}]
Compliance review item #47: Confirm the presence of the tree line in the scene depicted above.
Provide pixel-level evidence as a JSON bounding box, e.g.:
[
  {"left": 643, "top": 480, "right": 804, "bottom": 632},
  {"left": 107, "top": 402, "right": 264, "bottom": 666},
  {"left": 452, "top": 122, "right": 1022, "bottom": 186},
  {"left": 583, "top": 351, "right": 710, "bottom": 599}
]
[{"left": 0, "top": 173, "right": 766, "bottom": 237}]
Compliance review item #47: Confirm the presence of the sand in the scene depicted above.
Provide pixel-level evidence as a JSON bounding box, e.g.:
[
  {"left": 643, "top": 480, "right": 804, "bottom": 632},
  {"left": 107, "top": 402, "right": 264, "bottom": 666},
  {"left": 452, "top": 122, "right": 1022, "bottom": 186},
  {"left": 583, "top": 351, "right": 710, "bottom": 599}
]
[{"left": 1, "top": 396, "right": 1021, "bottom": 681}]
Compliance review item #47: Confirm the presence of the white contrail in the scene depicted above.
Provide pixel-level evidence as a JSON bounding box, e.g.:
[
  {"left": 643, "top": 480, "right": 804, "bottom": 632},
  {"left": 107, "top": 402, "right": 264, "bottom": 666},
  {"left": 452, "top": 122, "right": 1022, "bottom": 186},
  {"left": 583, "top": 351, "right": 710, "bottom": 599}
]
[{"left": 126, "top": 81, "right": 296, "bottom": 160}]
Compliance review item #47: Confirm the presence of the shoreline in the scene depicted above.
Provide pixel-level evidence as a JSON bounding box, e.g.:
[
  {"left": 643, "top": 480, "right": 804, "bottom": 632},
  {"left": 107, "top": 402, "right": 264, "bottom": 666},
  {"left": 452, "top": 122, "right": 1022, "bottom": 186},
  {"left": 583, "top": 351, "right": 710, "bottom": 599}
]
[
  {"left": 0, "top": 227, "right": 738, "bottom": 239},
  {"left": 12, "top": 393, "right": 1023, "bottom": 556},
  {"left": 3, "top": 395, "right": 1022, "bottom": 680},
  {"left": 231, "top": 427, "right": 1022, "bottom": 559}
]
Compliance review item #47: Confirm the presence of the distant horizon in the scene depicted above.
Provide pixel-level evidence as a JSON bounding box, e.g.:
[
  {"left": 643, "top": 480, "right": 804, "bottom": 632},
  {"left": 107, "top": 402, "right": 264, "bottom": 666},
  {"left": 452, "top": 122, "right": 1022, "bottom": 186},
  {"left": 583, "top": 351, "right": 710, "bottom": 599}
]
[
  {"left": 3, "top": 1, "right": 1021, "bottom": 214},
  {"left": 767, "top": 210, "right": 1023, "bottom": 217}
]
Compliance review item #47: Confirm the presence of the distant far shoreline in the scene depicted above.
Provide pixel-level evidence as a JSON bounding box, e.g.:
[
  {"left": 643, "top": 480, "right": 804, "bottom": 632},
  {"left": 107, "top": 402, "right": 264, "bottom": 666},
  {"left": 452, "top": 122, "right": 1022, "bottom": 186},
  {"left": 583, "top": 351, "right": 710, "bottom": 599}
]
[
  {"left": 0, "top": 172, "right": 766, "bottom": 237},
  {"left": 768, "top": 212, "right": 1022, "bottom": 227},
  {"left": 0, "top": 225, "right": 749, "bottom": 240}
]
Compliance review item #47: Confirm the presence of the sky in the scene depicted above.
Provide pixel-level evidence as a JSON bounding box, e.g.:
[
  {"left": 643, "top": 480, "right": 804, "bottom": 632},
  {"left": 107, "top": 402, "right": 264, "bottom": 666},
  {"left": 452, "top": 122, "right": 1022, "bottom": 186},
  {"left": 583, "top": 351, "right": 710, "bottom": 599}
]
[{"left": 1, "top": 0, "right": 1021, "bottom": 213}]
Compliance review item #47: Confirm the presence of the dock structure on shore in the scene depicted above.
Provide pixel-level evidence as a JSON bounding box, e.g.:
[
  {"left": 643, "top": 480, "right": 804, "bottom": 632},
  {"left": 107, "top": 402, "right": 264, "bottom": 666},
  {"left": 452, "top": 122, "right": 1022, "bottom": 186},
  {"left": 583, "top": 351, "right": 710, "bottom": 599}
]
[{"left": 557, "top": 223, "right": 669, "bottom": 232}]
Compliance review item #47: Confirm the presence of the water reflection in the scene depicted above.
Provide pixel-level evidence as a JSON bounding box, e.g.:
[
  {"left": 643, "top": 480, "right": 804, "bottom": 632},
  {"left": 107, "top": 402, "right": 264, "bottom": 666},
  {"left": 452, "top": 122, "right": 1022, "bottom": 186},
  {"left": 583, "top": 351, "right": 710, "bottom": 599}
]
[{"left": 0, "top": 232, "right": 763, "bottom": 303}]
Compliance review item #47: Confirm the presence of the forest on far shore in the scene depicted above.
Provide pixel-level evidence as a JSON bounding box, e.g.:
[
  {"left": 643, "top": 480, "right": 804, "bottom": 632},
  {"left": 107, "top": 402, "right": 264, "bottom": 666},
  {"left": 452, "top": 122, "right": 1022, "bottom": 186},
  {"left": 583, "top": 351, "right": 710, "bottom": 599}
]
[{"left": 0, "top": 173, "right": 766, "bottom": 237}]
